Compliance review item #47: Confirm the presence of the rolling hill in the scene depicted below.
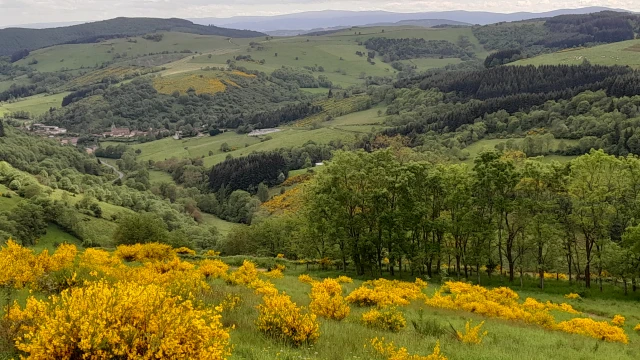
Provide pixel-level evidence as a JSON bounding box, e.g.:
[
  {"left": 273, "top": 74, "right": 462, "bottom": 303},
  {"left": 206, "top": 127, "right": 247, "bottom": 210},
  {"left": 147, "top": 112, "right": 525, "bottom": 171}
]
[
  {"left": 191, "top": 7, "right": 623, "bottom": 31},
  {"left": 0, "top": 17, "right": 264, "bottom": 57},
  {"left": 511, "top": 39, "right": 640, "bottom": 68}
]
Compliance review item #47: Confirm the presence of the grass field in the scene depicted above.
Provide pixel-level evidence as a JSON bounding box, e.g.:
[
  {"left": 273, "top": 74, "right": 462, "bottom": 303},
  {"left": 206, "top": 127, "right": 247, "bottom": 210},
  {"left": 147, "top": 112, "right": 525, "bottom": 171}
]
[
  {"left": 462, "top": 138, "right": 579, "bottom": 164},
  {"left": 15, "top": 32, "right": 246, "bottom": 73},
  {"left": 219, "top": 271, "right": 640, "bottom": 360},
  {"left": 200, "top": 212, "right": 238, "bottom": 236},
  {"left": 190, "top": 26, "right": 487, "bottom": 87},
  {"left": 0, "top": 92, "right": 69, "bottom": 117},
  {"left": 35, "top": 224, "right": 83, "bottom": 254},
  {"left": 513, "top": 39, "right": 640, "bottom": 68}
]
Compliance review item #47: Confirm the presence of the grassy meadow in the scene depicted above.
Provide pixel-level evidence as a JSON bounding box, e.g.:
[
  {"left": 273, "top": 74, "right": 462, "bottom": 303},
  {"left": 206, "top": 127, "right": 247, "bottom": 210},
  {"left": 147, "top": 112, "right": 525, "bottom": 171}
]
[
  {"left": 218, "top": 270, "right": 640, "bottom": 360},
  {"left": 513, "top": 39, "right": 640, "bottom": 68},
  {"left": 0, "top": 92, "right": 69, "bottom": 117}
]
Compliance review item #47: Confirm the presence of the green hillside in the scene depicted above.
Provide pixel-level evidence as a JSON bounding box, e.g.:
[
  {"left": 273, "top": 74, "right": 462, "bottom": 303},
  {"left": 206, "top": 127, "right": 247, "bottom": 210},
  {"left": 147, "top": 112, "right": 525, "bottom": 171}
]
[
  {"left": 512, "top": 39, "right": 640, "bottom": 68},
  {"left": 190, "top": 26, "right": 487, "bottom": 87},
  {"left": 0, "top": 17, "right": 264, "bottom": 57}
]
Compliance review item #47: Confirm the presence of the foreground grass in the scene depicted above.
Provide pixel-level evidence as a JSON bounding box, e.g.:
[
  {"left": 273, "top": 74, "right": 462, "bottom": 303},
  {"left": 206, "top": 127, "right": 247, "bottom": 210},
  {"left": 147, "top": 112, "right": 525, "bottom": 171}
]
[{"left": 218, "top": 271, "right": 640, "bottom": 360}]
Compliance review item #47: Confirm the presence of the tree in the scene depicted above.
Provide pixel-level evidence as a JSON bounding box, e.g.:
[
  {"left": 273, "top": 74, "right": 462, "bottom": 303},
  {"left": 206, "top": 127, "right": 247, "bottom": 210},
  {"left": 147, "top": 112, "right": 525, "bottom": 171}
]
[
  {"left": 257, "top": 183, "right": 270, "bottom": 203},
  {"left": 568, "top": 150, "right": 625, "bottom": 288},
  {"left": 220, "top": 143, "right": 231, "bottom": 152},
  {"left": 8, "top": 201, "right": 47, "bottom": 246},
  {"left": 0, "top": 119, "right": 5, "bottom": 137},
  {"left": 113, "top": 213, "right": 169, "bottom": 245}
]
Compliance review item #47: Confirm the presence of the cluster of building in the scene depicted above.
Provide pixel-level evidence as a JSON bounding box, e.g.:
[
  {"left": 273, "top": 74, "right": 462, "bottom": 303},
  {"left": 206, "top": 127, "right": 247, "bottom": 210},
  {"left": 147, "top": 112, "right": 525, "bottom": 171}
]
[{"left": 100, "top": 125, "right": 148, "bottom": 138}]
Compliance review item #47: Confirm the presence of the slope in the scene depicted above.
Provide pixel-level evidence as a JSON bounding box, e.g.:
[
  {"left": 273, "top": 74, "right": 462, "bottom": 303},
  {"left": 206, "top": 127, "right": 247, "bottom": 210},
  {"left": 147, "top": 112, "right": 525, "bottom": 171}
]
[
  {"left": 0, "top": 17, "right": 264, "bottom": 57},
  {"left": 511, "top": 39, "right": 640, "bottom": 69}
]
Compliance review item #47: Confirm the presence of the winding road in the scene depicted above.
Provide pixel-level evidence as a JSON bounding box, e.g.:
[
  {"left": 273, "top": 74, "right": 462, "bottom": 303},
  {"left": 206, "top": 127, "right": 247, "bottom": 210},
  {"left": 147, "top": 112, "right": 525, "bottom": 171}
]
[{"left": 100, "top": 160, "right": 124, "bottom": 180}]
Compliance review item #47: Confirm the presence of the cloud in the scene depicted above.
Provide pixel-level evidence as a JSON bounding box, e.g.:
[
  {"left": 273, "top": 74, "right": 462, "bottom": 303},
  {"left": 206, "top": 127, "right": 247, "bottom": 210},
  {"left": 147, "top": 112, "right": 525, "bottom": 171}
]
[{"left": 0, "top": 0, "right": 638, "bottom": 27}]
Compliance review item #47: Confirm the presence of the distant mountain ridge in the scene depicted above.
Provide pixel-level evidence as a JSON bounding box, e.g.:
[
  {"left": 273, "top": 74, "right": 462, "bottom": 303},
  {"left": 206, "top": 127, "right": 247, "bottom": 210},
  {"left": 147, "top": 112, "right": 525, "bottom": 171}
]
[
  {"left": 0, "top": 17, "right": 264, "bottom": 57},
  {"left": 265, "top": 19, "right": 471, "bottom": 36},
  {"left": 191, "top": 7, "right": 626, "bottom": 31}
]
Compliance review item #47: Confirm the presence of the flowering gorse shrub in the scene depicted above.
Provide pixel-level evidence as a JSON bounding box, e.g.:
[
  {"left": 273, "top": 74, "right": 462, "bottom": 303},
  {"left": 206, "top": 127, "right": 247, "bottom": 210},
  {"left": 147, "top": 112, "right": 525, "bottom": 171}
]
[
  {"left": 361, "top": 307, "right": 406, "bottom": 332},
  {"left": 555, "top": 318, "right": 628, "bottom": 343},
  {"left": 634, "top": 323, "right": 640, "bottom": 332},
  {"left": 227, "top": 260, "right": 259, "bottom": 285},
  {"left": 335, "top": 275, "right": 353, "bottom": 284},
  {"left": 346, "top": 278, "right": 427, "bottom": 307},
  {"left": 0, "top": 240, "right": 77, "bottom": 288},
  {"left": 298, "top": 274, "right": 314, "bottom": 284},
  {"left": 174, "top": 247, "right": 196, "bottom": 255},
  {"left": 199, "top": 259, "right": 229, "bottom": 279},
  {"left": 263, "top": 268, "right": 284, "bottom": 279},
  {"left": 205, "top": 250, "right": 221, "bottom": 257},
  {"left": 256, "top": 292, "right": 320, "bottom": 346},
  {"left": 114, "top": 243, "right": 175, "bottom": 262},
  {"left": 456, "top": 320, "right": 488, "bottom": 344},
  {"left": 425, "top": 281, "right": 628, "bottom": 343},
  {"left": 6, "top": 281, "right": 231, "bottom": 359},
  {"left": 611, "top": 315, "right": 625, "bottom": 327},
  {"left": 308, "top": 278, "right": 350, "bottom": 320},
  {"left": 564, "top": 293, "right": 581, "bottom": 300},
  {"left": 370, "top": 337, "right": 447, "bottom": 360}
]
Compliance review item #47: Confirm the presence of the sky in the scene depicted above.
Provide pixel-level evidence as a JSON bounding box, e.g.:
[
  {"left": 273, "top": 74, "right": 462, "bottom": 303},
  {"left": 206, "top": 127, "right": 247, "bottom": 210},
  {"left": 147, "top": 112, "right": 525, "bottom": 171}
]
[{"left": 0, "top": 0, "right": 638, "bottom": 27}]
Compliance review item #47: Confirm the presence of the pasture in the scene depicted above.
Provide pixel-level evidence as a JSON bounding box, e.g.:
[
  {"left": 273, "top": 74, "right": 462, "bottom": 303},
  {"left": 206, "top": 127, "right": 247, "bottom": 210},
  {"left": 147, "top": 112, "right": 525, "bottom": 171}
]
[
  {"left": 0, "top": 92, "right": 69, "bottom": 117},
  {"left": 513, "top": 39, "right": 640, "bottom": 68}
]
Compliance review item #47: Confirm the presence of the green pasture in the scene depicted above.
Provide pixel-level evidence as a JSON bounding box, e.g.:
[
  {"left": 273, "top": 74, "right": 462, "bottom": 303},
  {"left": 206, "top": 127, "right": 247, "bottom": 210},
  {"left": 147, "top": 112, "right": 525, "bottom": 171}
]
[
  {"left": 0, "top": 92, "right": 69, "bottom": 117},
  {"left": 513, "top": 39, "right": 640, "bottom": 68}
]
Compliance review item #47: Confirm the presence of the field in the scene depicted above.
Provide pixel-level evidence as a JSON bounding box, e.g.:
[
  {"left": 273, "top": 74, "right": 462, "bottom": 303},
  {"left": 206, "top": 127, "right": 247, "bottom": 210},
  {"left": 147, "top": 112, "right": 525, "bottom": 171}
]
[
  {"left": 3, "top": 245, "right": 640, "bottom": 360},
  {"left": 0, "top": 92, "right": 69, "bottom": 117},
  {"left": 462, "top": 138, "right": 579, "bottom": 164},
  {"left": 14, "top": 32, "right": 246, "bottom": 73},
  {"left": 189, "top": 26, "right": 487, "bottom": 87},
  {"left": 104, "top": 124, "right": 362, "bottom": 168},
  {"left": 200, "top": 213, "right": 238, "bottom": 236},
  {"left": 35, "top": 224, "right": 83, "bottom": 253},
  {"left": 513, "top": 39, "right": 640, "bottom": 68}
]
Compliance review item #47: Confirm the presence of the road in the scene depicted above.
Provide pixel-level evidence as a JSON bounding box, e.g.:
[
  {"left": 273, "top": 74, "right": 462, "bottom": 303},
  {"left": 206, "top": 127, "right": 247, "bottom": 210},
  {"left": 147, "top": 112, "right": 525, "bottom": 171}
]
[{"left": 100, "top": 160, "right": 124, "bottom": 180}]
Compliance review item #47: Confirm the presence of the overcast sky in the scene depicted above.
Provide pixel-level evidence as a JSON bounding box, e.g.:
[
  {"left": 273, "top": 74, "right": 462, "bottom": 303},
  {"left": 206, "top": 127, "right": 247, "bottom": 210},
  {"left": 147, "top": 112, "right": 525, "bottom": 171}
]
[{"left": 0, "top": 0, "right": 638, "bottom": 27}]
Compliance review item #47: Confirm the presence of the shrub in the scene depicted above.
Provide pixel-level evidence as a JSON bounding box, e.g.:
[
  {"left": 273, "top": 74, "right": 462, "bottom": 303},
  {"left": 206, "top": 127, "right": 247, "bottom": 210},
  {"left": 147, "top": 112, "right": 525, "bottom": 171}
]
[
  {"left": 114, "top": 243, "right": 175, "bottom": 262},
  {"left": 5, "top": 281, "right": 230, "bottom": 359},
  {"left": 455, "top": 320, "right": 488, "bottom": 344},
  {"left": 226, "top": 260, "right": 259, "bottom": 285},
  {"left": 308, "top": 279, "right": 350, "bottom": 321},
  {"left": 361, "top": 307, "right": 406, "bottom": 332},
  {"left": 555, "top": 318, "right": 628, "bottom": 343},
  {"left": 174, "top": 247, "right": 196, "bottom": 255},
  {"left": 611, "top": 315, "right": 625, "bottom": 327},
  {"left": 346, "top": 278, "right": 427, "bottom": 307},
  {"left": 370, "top": 337, "right": 447, "bottom": 360},
  {"left": 256, "top": 292, "right": 320, "bottom": 346},
  {"left": 564, "top": 293, "right": 581, "bottom": 300},
  {"left": 199, "top": 259, "right": 229, "bottom": 279}
]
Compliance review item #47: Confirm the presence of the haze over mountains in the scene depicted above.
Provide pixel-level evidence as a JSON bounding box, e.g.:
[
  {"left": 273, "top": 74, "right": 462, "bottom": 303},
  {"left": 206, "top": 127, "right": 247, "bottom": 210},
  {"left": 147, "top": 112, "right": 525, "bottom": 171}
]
[{"left": 189, "top": 7, "right": 626, "bottom": 32}]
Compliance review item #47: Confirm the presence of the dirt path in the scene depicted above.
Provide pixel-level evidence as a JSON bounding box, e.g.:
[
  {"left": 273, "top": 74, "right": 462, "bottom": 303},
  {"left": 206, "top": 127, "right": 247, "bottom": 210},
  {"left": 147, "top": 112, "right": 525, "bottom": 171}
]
[{"left": 100, "top": 160, "right": 124, "bottom": 180}]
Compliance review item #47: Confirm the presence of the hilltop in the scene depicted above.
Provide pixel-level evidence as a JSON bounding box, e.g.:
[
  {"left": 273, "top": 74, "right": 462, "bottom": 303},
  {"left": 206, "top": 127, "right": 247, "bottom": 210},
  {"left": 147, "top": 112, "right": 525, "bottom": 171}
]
[{"left": 0, "top": 17, "right": 264, "bottom": 57}]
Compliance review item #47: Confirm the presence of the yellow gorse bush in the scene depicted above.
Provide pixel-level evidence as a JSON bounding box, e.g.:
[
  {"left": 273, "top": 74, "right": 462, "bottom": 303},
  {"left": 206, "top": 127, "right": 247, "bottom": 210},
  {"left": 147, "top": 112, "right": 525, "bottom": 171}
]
[
  {"left": 346, "top": 278, "right": 427, "bottom": 307},
  {"left": 6, "top": 280, "right": 231, "bottom": 359},
  {"left": 174, "top": 247, "right": 196, "bottom": 255},
  {"left": 298, "top": 274, "right": 314, "bottom": 284},
  {"left": 114, "top": 243, "right": 175, "bottom": 262},
  {"left": 0, "top": 239, "right": 76, "bottom": 288},
  {"left": 564, "top": 293, "right": 581, "bottom": 300},
  {"left": 611, "top": 315, "right": 625, "bottom": 327},
  {"left": 556, "top": 318, "right": 628, "bottom": 343},
  {"left": 361, "top": 306, "right": 406, "bottom": 332},
  {"left": 227, "top": 260, "right": 259, "bottom": 285},
  {"left": 199, "top": 259, "right": 229, "bottom": 279},
  {"left": 425, "top": 281, "right": 627, "bottom": 343},
  {"left": 308, "top": 278, "right": 350, "bottom": 320},
  {"left": 456, "top": 320, "right": 488, "bottom": 344},
  {"left": 634, "top": 323, "right": 640, "bottom": 332},
  {"left": 335, "top": 275, "right": 353, "bottom": 284},
  {"left": 263, "top": 268, "right": 284, "bottom": 279},
  {"left": 370, "top": 337, "right": 447, "bottom": 360},
  {"left": 256, "top": 292, "right": 320, "bottom": 346},
  {"left": 205, "top": 250, "right": 221, "bottom": 257}
]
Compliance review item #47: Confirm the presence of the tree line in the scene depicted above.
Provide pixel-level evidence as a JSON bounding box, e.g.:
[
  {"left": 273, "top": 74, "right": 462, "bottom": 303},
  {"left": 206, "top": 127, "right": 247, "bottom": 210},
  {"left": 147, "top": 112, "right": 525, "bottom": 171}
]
[{"left": 228, "top": 149, "right": 640, "bottom": 292}]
